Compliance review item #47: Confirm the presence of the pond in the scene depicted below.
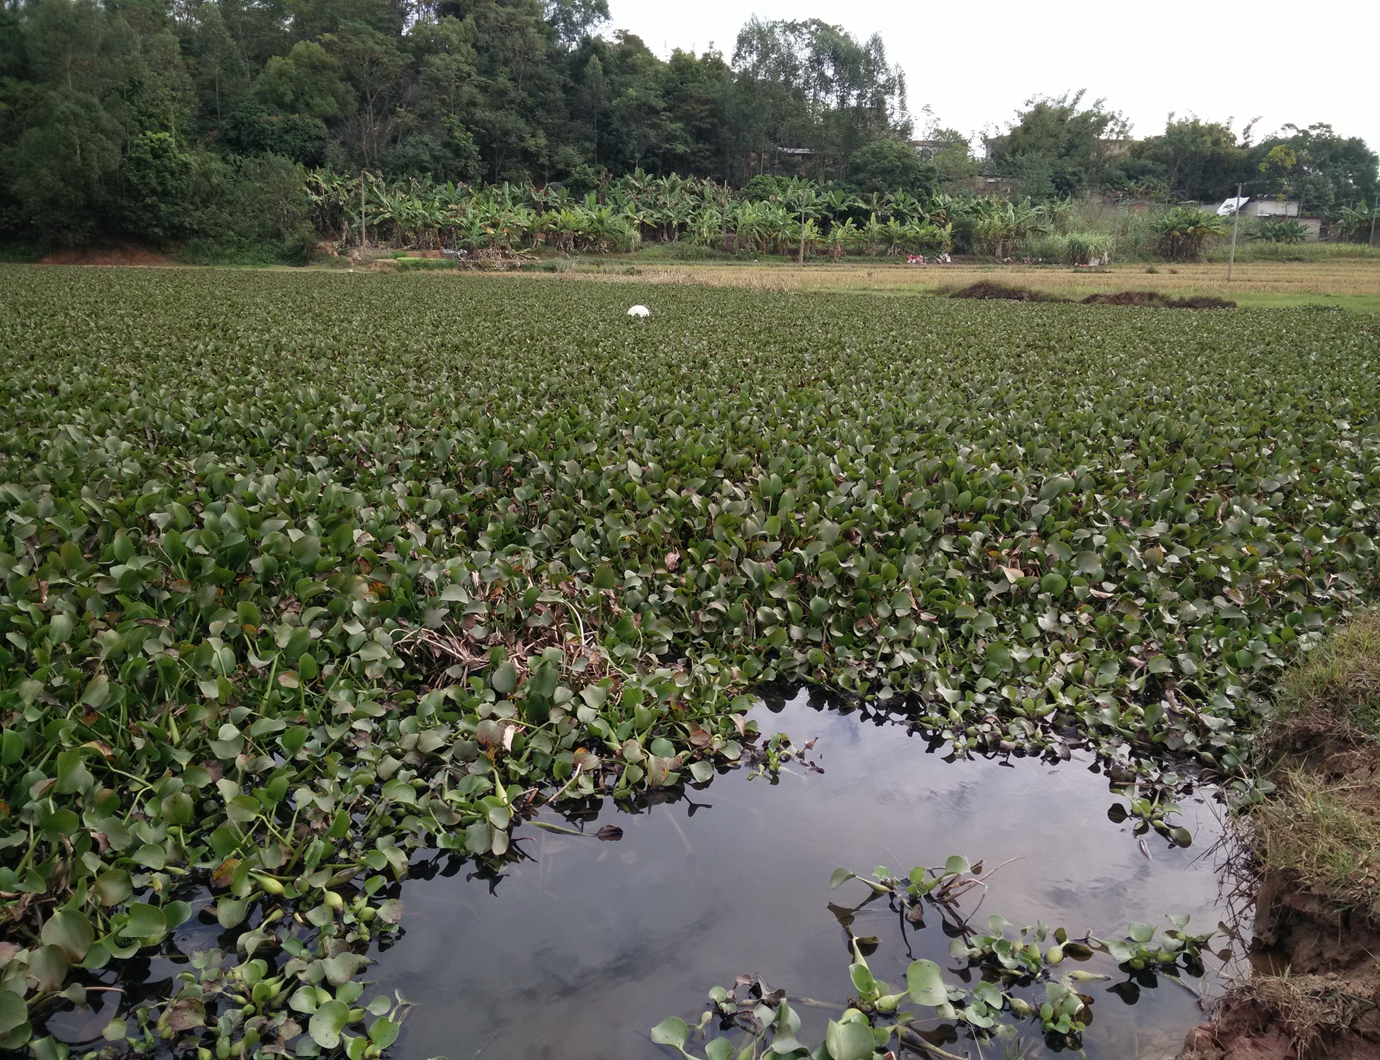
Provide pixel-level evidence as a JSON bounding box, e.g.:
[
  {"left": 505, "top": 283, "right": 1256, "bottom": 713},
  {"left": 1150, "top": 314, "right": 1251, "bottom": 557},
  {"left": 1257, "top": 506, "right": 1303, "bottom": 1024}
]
[{"left": 370, "top": 689, "right": 1244, "bottom": 1060}]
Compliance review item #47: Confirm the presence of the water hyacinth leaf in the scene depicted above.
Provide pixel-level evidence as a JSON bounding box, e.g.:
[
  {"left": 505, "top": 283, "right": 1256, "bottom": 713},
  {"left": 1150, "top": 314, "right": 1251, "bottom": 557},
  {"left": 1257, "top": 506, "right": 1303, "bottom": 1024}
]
[
  {"left": 367, "top": 1017, "right": 399, "bottom": 1049},
  {"left": 491, "top": 662, "right": 518, "bottom": 695},
  {"left": 289, "top": 987, "right": 320, "bottom": 1015},
  {"left": 54, "top": 749, "right": 93, "bottom": 795},
  {"left": 308, "top": 1000, "right": 351, "bottom": 1050},
  {"left": 1102, "top": 938, "right": 1135, "bottom": 964},
  {"left": 28, "top": 947, "right": 69, "bottom": 992},
  {"left": 100, "top": 1019, "right": 128, "bottom": 1042},
  {"left": 1128, "top": 922, "right": 1157, "bottom": 944},
  {"left": 905, "top": 959, "right": 948, "bottom": 1006},
  {"left": 226, "top": 796, "right": 261, "bottom": 824},
  {"left": 216, "top": 899, "right": 248, "bottom": 930},
  {"left": 824, "top": 1019, "right": 874, "bottom": 1060},
  {"left": 0, "top": 992, "right": 26, "bottom": 1036},
  {"left": 40, "top": 911, "right": 94, "bottom": 961},
  {"left": 704, "top": 1039, "right": 734, "bottom": 1060},
  {"left": 119, "top": 904, "right": 167, "bottom": 943},
  {"left": 848, "top": 963, "right": 875, "bottom": 997},
  {"left": 322, "top": 953, "right": 368, "bottom": 987},
  {"left": 649, "top": 1016, "right": 689, "bottom": 1049}
]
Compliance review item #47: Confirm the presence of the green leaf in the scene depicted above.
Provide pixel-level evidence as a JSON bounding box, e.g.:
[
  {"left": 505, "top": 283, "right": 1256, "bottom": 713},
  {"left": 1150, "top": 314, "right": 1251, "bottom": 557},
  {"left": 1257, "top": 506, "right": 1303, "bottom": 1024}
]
[
  {"left": 649, "top": 1016, "right": 689, "bottom": 1049},
  {"left": 0, "top": 992, "right": 27, "bottom": 1036},
  {"left": 824, "top": 1019, "right": 874, "bottom": 1060},
  {"left": 491, "top": 661, "right": 518, "bottom": 694},
  {"left": 227, "top": 795, "right": 261, "bottom": 823},
  {"left": 309, "top": 1000, "right": 350, "bottom": 1050},
  {"left": 28, "top": 945, "right": 69, "bottom": 992},
  {"left": 54, "top": 749, "right": 92, "bottom": 795},
  {"left": 93, "top": 869, "right": 132, "bottom": 907},
  {"left": 40, "top": 911, "right": 94, "bottom": 961},
  {"left": 216, "top": 898, "right": 248, "bottom": 930},
  {"left": 322, "top": 953, "right": 367, "bottom": 987},
  {"left": 119, "top": 903, "right": 167, "bottom": 942},
  {"left": 943, "top": 855, "right": 970, "bottom": 876},
  {"left": 848, "top": 963, "right": 875, "bottom": 997},
  {"left": 1040, "top": 572, "right": 1067, "bottom": 596},
  {"left": 1128, "top": 921, "right": 1156, "bottom": 943},
  {"left": 367, "top": 1017, "right": 399, "bottom": 1049},
  {"left": 906, "top": 959, "right": 948, "bottom": 1006}
]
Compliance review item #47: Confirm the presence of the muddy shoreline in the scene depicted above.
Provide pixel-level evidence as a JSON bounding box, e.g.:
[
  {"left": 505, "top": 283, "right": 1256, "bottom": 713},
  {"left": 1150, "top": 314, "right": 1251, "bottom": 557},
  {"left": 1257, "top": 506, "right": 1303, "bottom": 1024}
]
[{"left": 1178, "top": 620, "right": 1380, "bottom": 1060}]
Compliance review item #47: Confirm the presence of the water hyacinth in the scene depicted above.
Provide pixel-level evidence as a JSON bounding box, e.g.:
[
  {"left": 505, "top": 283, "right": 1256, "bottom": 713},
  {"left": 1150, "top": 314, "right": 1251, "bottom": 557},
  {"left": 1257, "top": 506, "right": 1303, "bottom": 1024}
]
[{"left": 0, "top": 268, "right": 1376, "bottom": 1056}]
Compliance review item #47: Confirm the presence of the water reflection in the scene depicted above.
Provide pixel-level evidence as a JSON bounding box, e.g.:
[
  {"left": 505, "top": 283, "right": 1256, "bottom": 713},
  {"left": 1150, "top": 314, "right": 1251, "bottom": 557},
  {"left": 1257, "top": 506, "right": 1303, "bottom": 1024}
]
[{"left": 376, "top": 689, "right": 1244, "bottom": 1060}]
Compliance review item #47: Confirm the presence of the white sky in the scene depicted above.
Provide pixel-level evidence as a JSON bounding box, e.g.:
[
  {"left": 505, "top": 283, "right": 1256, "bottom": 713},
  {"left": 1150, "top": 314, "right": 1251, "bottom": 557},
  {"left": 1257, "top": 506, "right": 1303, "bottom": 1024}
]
[{"left": 605, "top": 0, "right": 1380, "bottom": 158}]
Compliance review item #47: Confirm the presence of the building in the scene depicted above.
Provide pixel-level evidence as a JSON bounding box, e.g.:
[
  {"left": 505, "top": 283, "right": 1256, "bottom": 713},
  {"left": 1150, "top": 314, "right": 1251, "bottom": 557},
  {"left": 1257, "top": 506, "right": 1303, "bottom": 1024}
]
[{"left": 1210, "top": 197, "right": 1324, "bottom": 240}]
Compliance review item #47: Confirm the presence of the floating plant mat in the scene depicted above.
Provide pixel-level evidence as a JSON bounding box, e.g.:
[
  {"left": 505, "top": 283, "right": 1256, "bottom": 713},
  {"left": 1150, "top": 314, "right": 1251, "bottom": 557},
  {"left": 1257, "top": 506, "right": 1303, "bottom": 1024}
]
[
  {"left": 1, "top": 270, "right": 1371, "bottom": 1060},
  {"left": 343, "top": 692, "right": 1244, "bottom": 1060}
]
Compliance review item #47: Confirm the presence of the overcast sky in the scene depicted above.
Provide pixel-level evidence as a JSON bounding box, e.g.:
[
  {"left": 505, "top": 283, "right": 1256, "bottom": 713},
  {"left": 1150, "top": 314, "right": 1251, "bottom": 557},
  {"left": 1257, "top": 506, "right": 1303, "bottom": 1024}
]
[{"left": 604, "top": 0, "right": 1380, "bottom": 157}]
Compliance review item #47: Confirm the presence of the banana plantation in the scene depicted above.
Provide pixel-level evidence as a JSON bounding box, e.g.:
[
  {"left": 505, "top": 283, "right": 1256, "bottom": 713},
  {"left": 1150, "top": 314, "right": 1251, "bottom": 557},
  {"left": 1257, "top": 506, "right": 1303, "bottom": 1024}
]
[{"left": 306, "top": 170, "right": 1065, "bottom": 260}]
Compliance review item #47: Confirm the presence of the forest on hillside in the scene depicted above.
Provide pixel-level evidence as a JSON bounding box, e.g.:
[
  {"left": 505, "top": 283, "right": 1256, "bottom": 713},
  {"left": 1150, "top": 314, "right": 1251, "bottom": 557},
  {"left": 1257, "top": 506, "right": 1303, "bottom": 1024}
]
[{"left": 0, "top": 0, "right": 1376, "bottom": 256}]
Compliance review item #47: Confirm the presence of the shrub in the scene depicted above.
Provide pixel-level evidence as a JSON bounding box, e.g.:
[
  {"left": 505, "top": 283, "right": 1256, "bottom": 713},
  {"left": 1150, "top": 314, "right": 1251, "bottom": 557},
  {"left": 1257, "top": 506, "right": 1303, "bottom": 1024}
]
[
  {"left": 1061, "top": 231, "right": 1113, "bottom": 265},
  {"left": 1152, "top": 206, "right": 1228, "bottom": 261},
  {"left": 1250, "top": 218, "right": 1309, "bottom": 244}
]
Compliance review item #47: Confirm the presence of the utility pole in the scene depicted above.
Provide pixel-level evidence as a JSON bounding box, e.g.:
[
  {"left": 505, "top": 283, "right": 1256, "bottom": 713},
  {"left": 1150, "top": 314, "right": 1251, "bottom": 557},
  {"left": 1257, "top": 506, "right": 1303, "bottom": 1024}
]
[
  {"left": 1227, "top": 182, "right": 1242, "bottom": 282},
  {"left": 360, "top": 172, "right": 367, "bottom": 250},
  {"left": 1371, "top": 201, "right": 1377, "bottom": 247}
]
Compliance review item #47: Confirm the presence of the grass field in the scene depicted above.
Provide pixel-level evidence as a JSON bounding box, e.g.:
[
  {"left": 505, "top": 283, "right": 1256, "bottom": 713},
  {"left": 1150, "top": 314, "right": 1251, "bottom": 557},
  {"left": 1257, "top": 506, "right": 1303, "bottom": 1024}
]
[{"left": 0, "top": 266, "right": 1377, "bottom": 1056}]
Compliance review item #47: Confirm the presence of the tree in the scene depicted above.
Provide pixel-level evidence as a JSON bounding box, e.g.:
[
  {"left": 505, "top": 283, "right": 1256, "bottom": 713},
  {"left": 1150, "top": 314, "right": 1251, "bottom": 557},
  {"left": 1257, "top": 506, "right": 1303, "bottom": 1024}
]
[
  {"left": 187, "top": 3, "right": 248, "bottom": 128},
  {"left": 322, "top": 24, "right": 409, "bottom": 167},
  {"left": 1246, "top": 124, "right": 1378, "bottom": 213},
  {"left": 1130, "top": 117, "right": 1246, "bottom": 201},
  {"left": 848, "top": 138, "right": 936, "bottom": 198},
  {"left": 988, "top": 91, "right": 1129, "bottom": 197},
  {"left": 730, "top": 17, "right": 908, "bottom": 181},
  {"left": 543, "top": 0, "right": 607, "bottom": 49},
  {"left": 917, "top": 124, "right": 979, "bottom": 193},
  {"left": 254, "top": 41, "right": 352, "bottom": 122}
]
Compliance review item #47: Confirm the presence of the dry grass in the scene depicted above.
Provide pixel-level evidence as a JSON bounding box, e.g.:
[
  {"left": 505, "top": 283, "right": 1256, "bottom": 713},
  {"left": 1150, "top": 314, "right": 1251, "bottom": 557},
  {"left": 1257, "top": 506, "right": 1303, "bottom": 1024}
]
[
  {"left": 1237, "top": 973, "right": 1379, "bottom": 1059},
  {"left": 523, "top": 259, "right": 1380, "bottom": 306}
]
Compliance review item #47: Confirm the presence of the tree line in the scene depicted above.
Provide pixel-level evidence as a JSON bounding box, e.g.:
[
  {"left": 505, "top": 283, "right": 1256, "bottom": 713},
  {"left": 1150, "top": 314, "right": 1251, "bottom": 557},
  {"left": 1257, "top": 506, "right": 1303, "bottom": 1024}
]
[{"left": 0, "top": 0, "right": 1374, "bottom": 255}]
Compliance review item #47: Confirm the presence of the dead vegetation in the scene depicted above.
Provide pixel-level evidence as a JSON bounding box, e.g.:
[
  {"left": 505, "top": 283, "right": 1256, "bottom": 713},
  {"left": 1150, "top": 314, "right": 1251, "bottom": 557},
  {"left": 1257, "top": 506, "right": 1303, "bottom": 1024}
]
[{"left": 950, "top": 281, "right": 1236, "bottom": 308}]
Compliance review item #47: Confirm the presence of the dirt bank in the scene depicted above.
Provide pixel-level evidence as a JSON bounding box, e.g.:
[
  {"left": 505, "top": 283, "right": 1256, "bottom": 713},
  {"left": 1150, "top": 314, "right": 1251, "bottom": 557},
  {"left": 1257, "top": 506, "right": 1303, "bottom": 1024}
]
[
  {"left": 1179, "top": 616, "right": 1380, "bottom": 1060},
  {"left": 38, "top": 243, "right": 177, "bottom": 266}
]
